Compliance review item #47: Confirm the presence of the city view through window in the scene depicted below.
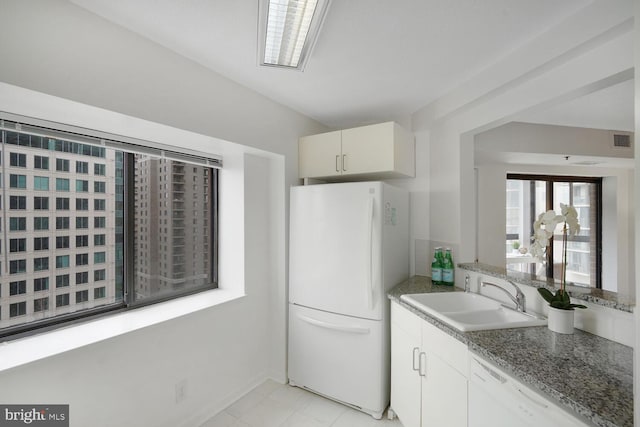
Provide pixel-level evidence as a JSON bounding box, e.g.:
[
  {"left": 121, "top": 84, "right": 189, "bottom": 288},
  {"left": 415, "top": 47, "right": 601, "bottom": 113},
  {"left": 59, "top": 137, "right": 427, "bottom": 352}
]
[
  {"left": 134, "top": 156, "right": 213, "bottom": 301},
  {"left": 0, "top": 126, "right": 216, "bottom": 336}
]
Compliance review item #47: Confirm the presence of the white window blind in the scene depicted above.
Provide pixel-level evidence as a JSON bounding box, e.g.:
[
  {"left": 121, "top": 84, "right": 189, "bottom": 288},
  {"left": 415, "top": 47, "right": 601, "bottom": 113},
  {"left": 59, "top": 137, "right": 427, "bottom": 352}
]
[{"left": 0, "top": 112, "right": 222, "bottom": 168}]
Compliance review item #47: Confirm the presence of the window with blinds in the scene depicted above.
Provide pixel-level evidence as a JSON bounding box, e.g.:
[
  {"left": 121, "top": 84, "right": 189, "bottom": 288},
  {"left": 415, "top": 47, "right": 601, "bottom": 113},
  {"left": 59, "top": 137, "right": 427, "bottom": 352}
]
[{"left": 0, "top": 114, "right": 220, "bottom": 339}]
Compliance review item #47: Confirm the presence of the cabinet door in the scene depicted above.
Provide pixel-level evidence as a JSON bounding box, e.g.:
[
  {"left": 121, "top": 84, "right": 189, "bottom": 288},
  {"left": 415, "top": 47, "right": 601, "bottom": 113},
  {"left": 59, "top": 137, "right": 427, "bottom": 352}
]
[
  {"left": 422, "top": 320, "right": 468, "bottom": 376},
  {"left": 391, "top": 302, "right": 422, "bottom": 427},
  {"left": 298, "top": 130, "right": 342, "bottom": 178},
  {"left": 341, "top": 122, "right": 394, "bottom": 176},
  {"left": 421, "top": 353, "right": 467, "bottom": 427}
]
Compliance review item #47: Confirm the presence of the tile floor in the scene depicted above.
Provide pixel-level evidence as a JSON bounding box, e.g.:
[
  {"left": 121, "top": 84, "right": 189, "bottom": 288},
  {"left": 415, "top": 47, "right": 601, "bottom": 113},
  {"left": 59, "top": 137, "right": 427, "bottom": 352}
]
[{"left": 200, "top": 380, "right": 403, "bottom": 427}]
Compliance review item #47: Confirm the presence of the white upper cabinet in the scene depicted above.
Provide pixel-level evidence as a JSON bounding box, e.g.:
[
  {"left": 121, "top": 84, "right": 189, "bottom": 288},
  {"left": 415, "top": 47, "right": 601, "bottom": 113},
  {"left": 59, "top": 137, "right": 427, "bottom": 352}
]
[
  {"left": 298, "top": 122, "right": 415, "bottom": 180},
  {"left": 298, "top": 130, "right": 342, "bottom": 178}
]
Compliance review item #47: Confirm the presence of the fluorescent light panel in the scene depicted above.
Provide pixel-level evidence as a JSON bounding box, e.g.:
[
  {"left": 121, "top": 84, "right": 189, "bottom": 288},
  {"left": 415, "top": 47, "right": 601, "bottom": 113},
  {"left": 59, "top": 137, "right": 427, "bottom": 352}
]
[{"left": 259, "top": 0, "right": 330, "bottom": 70}]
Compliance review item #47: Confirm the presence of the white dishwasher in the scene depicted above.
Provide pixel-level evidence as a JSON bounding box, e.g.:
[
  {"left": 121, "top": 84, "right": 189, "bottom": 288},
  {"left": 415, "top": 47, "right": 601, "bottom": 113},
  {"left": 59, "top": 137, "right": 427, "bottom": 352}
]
[{"left": 468, "top": 354, "right": 588, "bottom": 427}]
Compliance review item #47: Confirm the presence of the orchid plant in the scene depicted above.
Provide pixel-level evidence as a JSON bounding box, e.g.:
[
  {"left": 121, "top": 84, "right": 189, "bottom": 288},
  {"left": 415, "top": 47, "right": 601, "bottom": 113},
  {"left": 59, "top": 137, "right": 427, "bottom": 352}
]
[{"left": 530, "top": 203, "right": 587, "bottom": 311}]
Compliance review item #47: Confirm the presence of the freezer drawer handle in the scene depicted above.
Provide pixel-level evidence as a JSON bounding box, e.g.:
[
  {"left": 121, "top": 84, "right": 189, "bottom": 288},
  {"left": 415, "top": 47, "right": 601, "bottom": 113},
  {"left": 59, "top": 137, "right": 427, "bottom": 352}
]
[{"left": 297, "top": 314, "right": 371, "bottom": 334}]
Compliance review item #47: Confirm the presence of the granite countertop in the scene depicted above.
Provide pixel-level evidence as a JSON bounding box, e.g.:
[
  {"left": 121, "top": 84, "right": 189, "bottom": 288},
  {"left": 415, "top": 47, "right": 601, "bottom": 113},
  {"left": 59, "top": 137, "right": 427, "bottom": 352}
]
[
  {"left": 388, "top": 276, "right": 634, "bottom": 427},
  {"left": 459, "top": 262, "right": 635, "bottom": 313}
]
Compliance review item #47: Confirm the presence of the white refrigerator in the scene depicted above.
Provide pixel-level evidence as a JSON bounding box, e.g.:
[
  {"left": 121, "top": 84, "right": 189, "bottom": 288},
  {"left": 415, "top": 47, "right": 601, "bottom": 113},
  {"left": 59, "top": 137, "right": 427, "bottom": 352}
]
[{"left": 288, "top": 181, "right": 409, "bottom": 419}]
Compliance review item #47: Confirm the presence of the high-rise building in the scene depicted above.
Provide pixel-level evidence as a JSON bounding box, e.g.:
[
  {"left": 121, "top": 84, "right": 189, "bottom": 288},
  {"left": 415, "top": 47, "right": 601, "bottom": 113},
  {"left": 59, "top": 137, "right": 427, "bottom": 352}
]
[
  {"left": 134, "top": 157, "right": 211, "bottom": 300},
  {"left": 0, "top": 132, "right": 123, "bottom": 329}
]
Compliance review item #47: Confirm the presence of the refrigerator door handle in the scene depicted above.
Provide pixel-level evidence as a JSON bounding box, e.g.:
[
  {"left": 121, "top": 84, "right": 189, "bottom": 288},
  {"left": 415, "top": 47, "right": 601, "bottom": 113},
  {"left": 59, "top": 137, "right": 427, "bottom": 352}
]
[
  {"left": 419, "top": 352, "right": 427, "bottom": 377},
  {"left": 365, "top": 196, "right": 375, "bottom": 310},
  {"left": 296, "top": 313, "right": 371, "bottom": 334},
  {"left": 412, "top": 347, "right": 420, "bottom": 371}
]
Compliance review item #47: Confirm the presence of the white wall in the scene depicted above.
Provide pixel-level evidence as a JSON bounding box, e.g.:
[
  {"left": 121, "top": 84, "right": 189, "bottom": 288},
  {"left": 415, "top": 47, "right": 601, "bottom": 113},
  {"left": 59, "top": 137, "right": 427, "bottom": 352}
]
[
  {"left": 475, "top": 164, "right": 506, "bottom": 266},
  {"left": 602, "top": 176, "right": 619, "bottom": 291},
  {"left": 634, "top": 0, "right": 640, "bottom": 424},
  {"left": 408, "top": 130, "right": 431, "bottom": 276},
  {"left": 0, "top": 0, "right": 326, "bottom": 426},
  {"left": 385, "top": 125, "right": 431, "bottom": 276}
]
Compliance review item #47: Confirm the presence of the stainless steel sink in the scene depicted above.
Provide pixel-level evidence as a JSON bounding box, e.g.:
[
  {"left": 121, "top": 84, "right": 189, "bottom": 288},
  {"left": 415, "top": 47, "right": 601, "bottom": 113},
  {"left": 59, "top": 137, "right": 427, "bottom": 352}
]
[{"left": 400, "top": 292, "right": 547, "bottom": 332}]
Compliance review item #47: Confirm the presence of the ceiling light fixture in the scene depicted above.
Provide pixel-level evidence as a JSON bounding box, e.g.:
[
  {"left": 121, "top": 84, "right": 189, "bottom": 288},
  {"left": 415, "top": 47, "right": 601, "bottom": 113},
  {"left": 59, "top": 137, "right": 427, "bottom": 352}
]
[{"left": 258, "top": 0, "right": 332, "bottom": 70}]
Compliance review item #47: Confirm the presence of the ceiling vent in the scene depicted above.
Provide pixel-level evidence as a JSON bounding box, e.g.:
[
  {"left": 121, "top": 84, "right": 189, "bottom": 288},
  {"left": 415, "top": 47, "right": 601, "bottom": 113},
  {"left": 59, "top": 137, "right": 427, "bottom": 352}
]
[
  {"left": 613, "top": 134, "right": 631, "bottom": 148},
  {"left": 572, "top": 161, "right": 602, "bottom": 166}
]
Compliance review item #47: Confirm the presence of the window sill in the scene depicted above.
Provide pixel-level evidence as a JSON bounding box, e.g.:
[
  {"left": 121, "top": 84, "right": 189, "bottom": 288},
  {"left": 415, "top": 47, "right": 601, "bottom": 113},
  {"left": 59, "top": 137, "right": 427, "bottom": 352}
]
[{"left": 0, "top": 288, "right": 244, "bottom": 373}]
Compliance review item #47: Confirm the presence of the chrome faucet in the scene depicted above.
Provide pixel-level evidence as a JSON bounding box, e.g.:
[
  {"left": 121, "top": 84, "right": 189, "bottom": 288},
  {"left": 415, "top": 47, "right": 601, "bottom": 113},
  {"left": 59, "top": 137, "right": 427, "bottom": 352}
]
[
  {"left": 464, "top": 274, "right": 470, "bottom": 293},
  {"left": 481, "top": 280, "right": 526, "bottom": 313}
]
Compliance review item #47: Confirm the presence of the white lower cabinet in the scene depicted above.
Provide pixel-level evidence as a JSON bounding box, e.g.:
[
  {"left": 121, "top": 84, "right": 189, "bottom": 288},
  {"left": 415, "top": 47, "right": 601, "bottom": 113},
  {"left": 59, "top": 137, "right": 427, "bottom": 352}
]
[
  {"left": 390, "top": 302, "right": 422, "bottom": 427},
  {"left": 421, "top": 353, "right": 467, "bottom": 427},
  {"left": 391, "top": 301, "right": 468, "bottom": 427},
  {"left": 391, "top": 300, "right": 590, "bottom": 427}
]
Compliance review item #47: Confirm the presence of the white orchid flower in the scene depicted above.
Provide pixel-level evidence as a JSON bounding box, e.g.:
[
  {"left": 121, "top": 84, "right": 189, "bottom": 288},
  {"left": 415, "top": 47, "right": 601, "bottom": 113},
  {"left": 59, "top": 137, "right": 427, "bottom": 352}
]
[
  {"left": 529, "top": 240, "right": 545, "bottom": 258},
  {"left": 541, "top": 210, "right": 557, "bottom": 222},
  {"left": 560, "top": 203, "right": 577, "bottom": 218},
  {"left": 533, "top": 228, "right": 549, "bottom": 246},
  {"left": 529, "top": 205, "right": 580, "bottom": 261},
  {"left": 566, "top": 217, "right": 580, "bottom": 236},
  {"left": 560, "top": 203, "right": 580, "bottom": 236}
]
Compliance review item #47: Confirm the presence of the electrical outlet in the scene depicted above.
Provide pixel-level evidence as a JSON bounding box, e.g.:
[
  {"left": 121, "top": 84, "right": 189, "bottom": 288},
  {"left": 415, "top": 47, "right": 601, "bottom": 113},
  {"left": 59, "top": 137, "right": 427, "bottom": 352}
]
[{"left": 175, "top": 379, "right": 187, "bottom": 403}]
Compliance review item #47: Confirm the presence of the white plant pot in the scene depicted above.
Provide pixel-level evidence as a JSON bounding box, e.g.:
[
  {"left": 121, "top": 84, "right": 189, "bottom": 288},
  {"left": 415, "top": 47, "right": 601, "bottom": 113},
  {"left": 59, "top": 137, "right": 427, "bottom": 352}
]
[{"left": 547, "top": 306, "right": 575, "bottom": 334}]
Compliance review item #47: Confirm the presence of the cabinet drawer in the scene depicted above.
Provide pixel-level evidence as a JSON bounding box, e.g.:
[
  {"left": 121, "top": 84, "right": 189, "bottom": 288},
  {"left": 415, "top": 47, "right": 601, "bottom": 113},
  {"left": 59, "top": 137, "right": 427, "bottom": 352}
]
[
  {"left": 391, "top": 301, "right": 421, "bottom": 337},
  {"left": 422, "top": 320, "right": 468, "bottom": 376}
]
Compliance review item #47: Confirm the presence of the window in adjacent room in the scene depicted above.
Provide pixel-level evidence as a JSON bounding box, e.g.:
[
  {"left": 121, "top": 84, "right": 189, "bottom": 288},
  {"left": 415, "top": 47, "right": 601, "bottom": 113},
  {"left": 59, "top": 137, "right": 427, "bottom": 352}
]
[{"left": 506, "top": 174, "right": 601, "bottom": 288}]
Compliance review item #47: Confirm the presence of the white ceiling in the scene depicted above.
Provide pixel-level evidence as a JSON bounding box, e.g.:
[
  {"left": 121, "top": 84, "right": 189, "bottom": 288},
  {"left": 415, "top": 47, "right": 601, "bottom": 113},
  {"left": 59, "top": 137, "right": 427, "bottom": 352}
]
[
  {"left": 68, "top": 0, "right": 613, "bottom": 130},
  {"left": 474, "top": 151, "right": 635, "bottom": 169},
  {"left": 516, "top": 79, "right": 635, "bottom": 132}
]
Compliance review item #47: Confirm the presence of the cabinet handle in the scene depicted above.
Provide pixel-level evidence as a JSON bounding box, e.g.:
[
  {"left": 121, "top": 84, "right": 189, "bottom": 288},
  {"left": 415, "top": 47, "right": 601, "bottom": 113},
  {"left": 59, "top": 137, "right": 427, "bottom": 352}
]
[
  {"left": 418, "top": 352, "right": 427, "bottom": 377},
  {"left": 412, "top": 347, "right": 420, "bottom": 371},
  {"left": 335, "top": 155, "right": 340, "bottom": 172},
  {"left": 516, "top": 387, "right": 549, "bottom": 409},
  {"left": 342, "top": 154, "right": 347, "bottom": 171}
]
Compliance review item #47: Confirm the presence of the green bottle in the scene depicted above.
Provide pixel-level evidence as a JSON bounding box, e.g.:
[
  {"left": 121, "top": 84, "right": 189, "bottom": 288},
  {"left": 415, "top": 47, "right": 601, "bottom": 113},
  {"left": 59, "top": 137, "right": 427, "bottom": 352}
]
[
  {"left": 431, "top": 247, "right": 443, "bottom": 285},
  {"left": 442, "top": 248, "right": 454, "bottom": 286}
]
